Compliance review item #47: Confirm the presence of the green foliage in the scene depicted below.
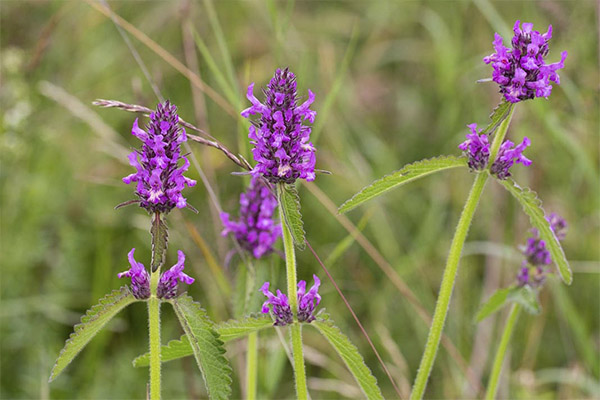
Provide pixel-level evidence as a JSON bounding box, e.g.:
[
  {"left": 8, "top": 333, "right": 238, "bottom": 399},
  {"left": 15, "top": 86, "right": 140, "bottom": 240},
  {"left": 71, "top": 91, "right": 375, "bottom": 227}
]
[
  {"left": 277, "top": 183, "right": 306, "bottom": 249},
  {"left": 313, "top": 316, "right": 384, "bottom": 400},
  {"left": 477, "top": 286, "right": 540, "bottom": 322},
  {"left": 49, "top": 287, "right": 138, "bottom": 382},
  {"left": 498, "top": 179, "right": 572, "bottom": 284},
  {"left": 338, "top": 156, "right": 468, "bottom": 213},
  {"left": 150, "top": 213, "right": 168, "bottom": 272},
  {"left": 170, "top": 295, "right": 232, "bottom": 400},
  {"left": 481, "top": 101, "right": 513, "bottom": 135},
  {"left": 133, "top": 314, "right": 273, "bottom": 367}
]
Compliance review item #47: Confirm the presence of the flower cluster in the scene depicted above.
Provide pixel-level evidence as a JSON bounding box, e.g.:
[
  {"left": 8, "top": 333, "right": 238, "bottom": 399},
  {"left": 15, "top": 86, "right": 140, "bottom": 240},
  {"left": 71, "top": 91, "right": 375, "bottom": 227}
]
[
  {"left": 118, "top": 249, "right": 194, "bottom": 299},
  {"left": 458, "top": 124, "right": 530, "bottom": 179},
  {"left": 220, "top": 176, "right": 281, "bottom": 258},
  {"left": 517, "top": 213, "right": 567, "bottom": 288},
  {"left": 242, "top": 68, "right": 317, "bottom": 184},
  {"left": 123, "top": 101, "right": 196, "bottom": 213},
  {"left": 260, "top": 275, "right": 322, "bottom": 326},
  {"left": 489, "top": 137, "right": 532, "bottom": 179},
  {"left": 484, "top": 20, "right": 567, "bottom": 103}
]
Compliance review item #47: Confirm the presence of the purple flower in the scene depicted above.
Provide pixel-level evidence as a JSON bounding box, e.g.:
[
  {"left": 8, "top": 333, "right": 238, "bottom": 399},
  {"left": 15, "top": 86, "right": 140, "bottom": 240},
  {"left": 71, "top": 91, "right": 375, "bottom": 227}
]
[
  {"left": 484, "top": 20, "right": 567, "bottom": 103},
  {"left": 260, "top": 275, "right": 322, "bottom": 325},
  {"left": 260, "top": 282, "right": 293, "bottom": 326},
  {"left": 242, "top": 68, "right": 317, "bottom": 184},
  {"left": 517, "top": 213, "right": 567, "bottom": 287},
  {"left": 490, "top": 137, "right": 532, "bottom": 179},
  {"left": 123, "top": 101, "right": 196, "bottom": 213},
  {"left": 297, "top": 275, "right": 321, "bottom": 323},
  {"left": 157, "top": 250, "right": 195, "bottom": 299},
  {"left": 118, "top": 248, "right": 151, "bottom": 299},
  {"left": 459, "top": 123, "right": 490, "bottom": 171},
  {"left": 220, "top": 177, "right": 281, "bottom": 258}
]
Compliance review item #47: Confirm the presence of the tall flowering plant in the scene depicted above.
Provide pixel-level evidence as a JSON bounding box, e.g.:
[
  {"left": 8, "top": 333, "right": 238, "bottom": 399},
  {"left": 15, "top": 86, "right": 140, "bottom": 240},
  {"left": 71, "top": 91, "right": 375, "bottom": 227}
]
[
  {"left": 49, "top": 102, "right": 232, "bottom": 400},
  {"left": 339, "top": 21, "right": 571, "bottom": 399}
]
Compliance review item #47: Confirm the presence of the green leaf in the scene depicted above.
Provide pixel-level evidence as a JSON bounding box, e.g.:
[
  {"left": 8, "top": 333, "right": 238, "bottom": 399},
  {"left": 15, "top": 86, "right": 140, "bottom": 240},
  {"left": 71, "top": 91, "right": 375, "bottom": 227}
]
[
  {"left": 150, "top": 212, "right": 168, "bottom": 272},
  {"left": 510, "top": 285, "right": 541, "bottom": 315},
  {"left": 481, "top": 100, "right": 513, "bottom": 135},
  {"left": 338, "top": 156, "right": 468, "bottom": 213},
  {"left": 133, "top": 314, "right": 273, "bottom": 367},
  {"left": 170, "top": 295, "right": 232, "bottom": 400},
  {"left": 313, "top": 316, "right": 384, "bottom": 400},
  {"left": 476, "top": 287, "right": 512, "bottom": 322},
  {"left": 498, "top": 178, "right": 572, "bottom": 284},
  {"left": 277, "top": 183, "right": 306, "bottom": 249},
  {"left": 49, "top": 286, "right": 138, "bottom": 382}
]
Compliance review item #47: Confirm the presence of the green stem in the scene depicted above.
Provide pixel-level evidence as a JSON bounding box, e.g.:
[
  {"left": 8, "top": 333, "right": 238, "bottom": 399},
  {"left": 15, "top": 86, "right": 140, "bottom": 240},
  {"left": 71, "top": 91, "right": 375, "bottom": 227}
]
[
  {"left": 485, "top": 304, "right": 521, "bottom": 400},
  {"left": 410, "top": 107, "right": 516, "bottom": 400},
  {"left": 148, "top": 267, "right": 161, "bottom": 400},
  {"left": 246, "top": 331, "right": 258, "bottom": 400},
  {"left": 278, "top": 184, "right": 308, "bottom": 400}
]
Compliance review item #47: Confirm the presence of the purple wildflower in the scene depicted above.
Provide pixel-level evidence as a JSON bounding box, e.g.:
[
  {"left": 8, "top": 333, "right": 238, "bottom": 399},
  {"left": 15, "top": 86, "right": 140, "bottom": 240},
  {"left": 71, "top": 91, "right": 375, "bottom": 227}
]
[
  {"left": 220, "top": 176, "right": 281, "bottom": 258},
  {"left": 157, "top": 250, "right": 195, "bottom": 299},
  {"left": 260, "top": 275, "right": 322, "bottom": 325},
  {"left": 484, "top": 20, "right": 567, "bottom": 103},
  {"left": 297, "top": 275, "right": 321, "bottom": 323},
  {"left": 517, "top": 213, "right": 567, "bottom": 287},
  {"left": 118, "top": 248, "right": 151, "bottom": 299},
  {"left": 242, "top": 68, "right": 317, "bottom": 184},
  {"left": 260, "top": 282, "right": 293, "bottom": 326},
  {"left": 459, "top": 123, "right": 490, "bottom": 171},
  {"left": 123, "top": 101, "right": 196, "bottom": 213},
  {"left": 490, "top": 137, "right": 532, "bottom": 179}
]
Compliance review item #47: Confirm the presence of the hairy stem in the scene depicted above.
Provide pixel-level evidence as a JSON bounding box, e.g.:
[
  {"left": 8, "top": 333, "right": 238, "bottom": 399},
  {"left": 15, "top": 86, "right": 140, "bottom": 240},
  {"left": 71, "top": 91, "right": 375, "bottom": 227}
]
[
  {"left": 485, "top": 303, "right": 521, "bottom": 400},
  {"left": 148, "top": 266, "right": 161, "bottom": 400},
  {"left": 246, "top": 331, "right": 258, "bottom": 400},
  {"left": 278, "top": 184, "right": 308, "bottom": 400},
  {"left": 410, "top": 107, "right": 516, "bottom": 399}
]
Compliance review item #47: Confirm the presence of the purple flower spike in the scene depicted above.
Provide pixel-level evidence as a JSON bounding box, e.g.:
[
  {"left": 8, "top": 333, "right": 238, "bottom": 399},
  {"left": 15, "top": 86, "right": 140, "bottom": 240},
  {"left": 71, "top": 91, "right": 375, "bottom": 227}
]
[
  {"left": 547, "top": 212, "right": 568, "bottom": 240},
  {"left": 118, "top": 248, "right": 151, "bottom": 299},
  {"left": 242, "top": 68, "right": 317, "bottom": 184},
  {"left": 517, "top": 265, "right": 547, "bottom": 288},
  {"left": 490, "top": 137, "right": 531, "bottom": 179},
  {"left": 297, "top": 275, "right": 321, "bottom": 323},
  {"left": 157, "top": 250, "right": 194, "bottom": 299},
  {"left": 484, "top": 20, "right": 567, "bottom": 103},
  {"left": 459, "top": 123, "right": 490, "bottom": 171},
  {"left": 220, "top": 176, "right": 281, "bottom": 258},
  {"left": 260, "top": 282, "right": 293, "bottom": 326},
  {"left": 524, "top": 237, "right": 552, "bottom": 266},
  {"left": 123, "top": 101, "right": 196, "bottom": 213}
]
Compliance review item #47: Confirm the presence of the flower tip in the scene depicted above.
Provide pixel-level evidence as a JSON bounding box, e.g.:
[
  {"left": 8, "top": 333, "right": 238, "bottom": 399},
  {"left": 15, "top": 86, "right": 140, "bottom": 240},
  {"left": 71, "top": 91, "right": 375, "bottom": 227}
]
[
  {"left": 312, "top": 274, "right": 321, "bottom": 287},
  {"left": 260, "top": 281, "right": 270, "bottom": 294}
]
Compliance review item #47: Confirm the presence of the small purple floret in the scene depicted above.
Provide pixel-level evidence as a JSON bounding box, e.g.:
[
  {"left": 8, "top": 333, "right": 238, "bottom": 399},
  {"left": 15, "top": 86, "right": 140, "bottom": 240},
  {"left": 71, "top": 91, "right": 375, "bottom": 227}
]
[
  {"left": 220, "top": 176, "right": 281, "bottom": 258},
  {"left": 459, "top": 123, "right": 490, "bottom": 171},
  {"left": 297, "top": 275, "right": 321, "bottom": 323},
  {"left": 242, "top": 68, "right": 317, "bottom": 184},
  {"left": 118, "top": 248, "right": 151, "bottom": 299},
  {"left": 260, "top": 275, "right": 322, "bottom": 325},
  {"left": 157, "top": 250, "right": 195, "bottom": 299},
  {"left": 484, "top": 20, "right": 567, "bottom": 103},
  {"left": 517, "top": 212, "right": 567, "bottom": 287},
  {"left": 490, "top": 137, "right": 531, "bottom": 179},
  {"left": 123, "top": 101, "right": 196, "bottom": 213},
  {"left": 260, "top": 282, "right": 293, "bottom": 326}
]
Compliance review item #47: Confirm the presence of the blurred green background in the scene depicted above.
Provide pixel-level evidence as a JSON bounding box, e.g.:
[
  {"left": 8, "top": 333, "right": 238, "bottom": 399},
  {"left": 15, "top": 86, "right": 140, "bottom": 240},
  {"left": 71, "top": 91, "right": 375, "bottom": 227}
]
[{"left": 1, "top": 0, "right": 598, "bottom": 398}]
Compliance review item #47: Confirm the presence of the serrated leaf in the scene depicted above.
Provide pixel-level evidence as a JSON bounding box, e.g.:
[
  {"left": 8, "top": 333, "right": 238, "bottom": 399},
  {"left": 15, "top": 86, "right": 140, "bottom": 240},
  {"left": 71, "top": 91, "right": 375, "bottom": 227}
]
[
  {"left": 49, "top": 286, "right": 138, "bottom": 382},
  {"left": 499, "top": 179, "right": 572, "bottom": 284},
  {"left": 277, "top": 183, "right": 306, "bottom": 249},
  {"left": 313, "top": 317, "right": 384, "bottom": 400},
  {"left": 476, "top": 287, "right": 513, "bottom": 322},
  {"left": 150, "top": 212, "right": 168, "bottom": 272},
  {"left": 481, "top": 100, "right": 513, "bottom": 135},
  {"left": 170, "top": 294, "right": 232, "bottom": 400},
  {"left": 509, "top": 285, "right": 541, "bottom": 315},
  {"left": 339, "top": 156, "right": 468, "bottom": 213},
  {"left": 133, "top": 314, "right": 273, "bottom": 367}
]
